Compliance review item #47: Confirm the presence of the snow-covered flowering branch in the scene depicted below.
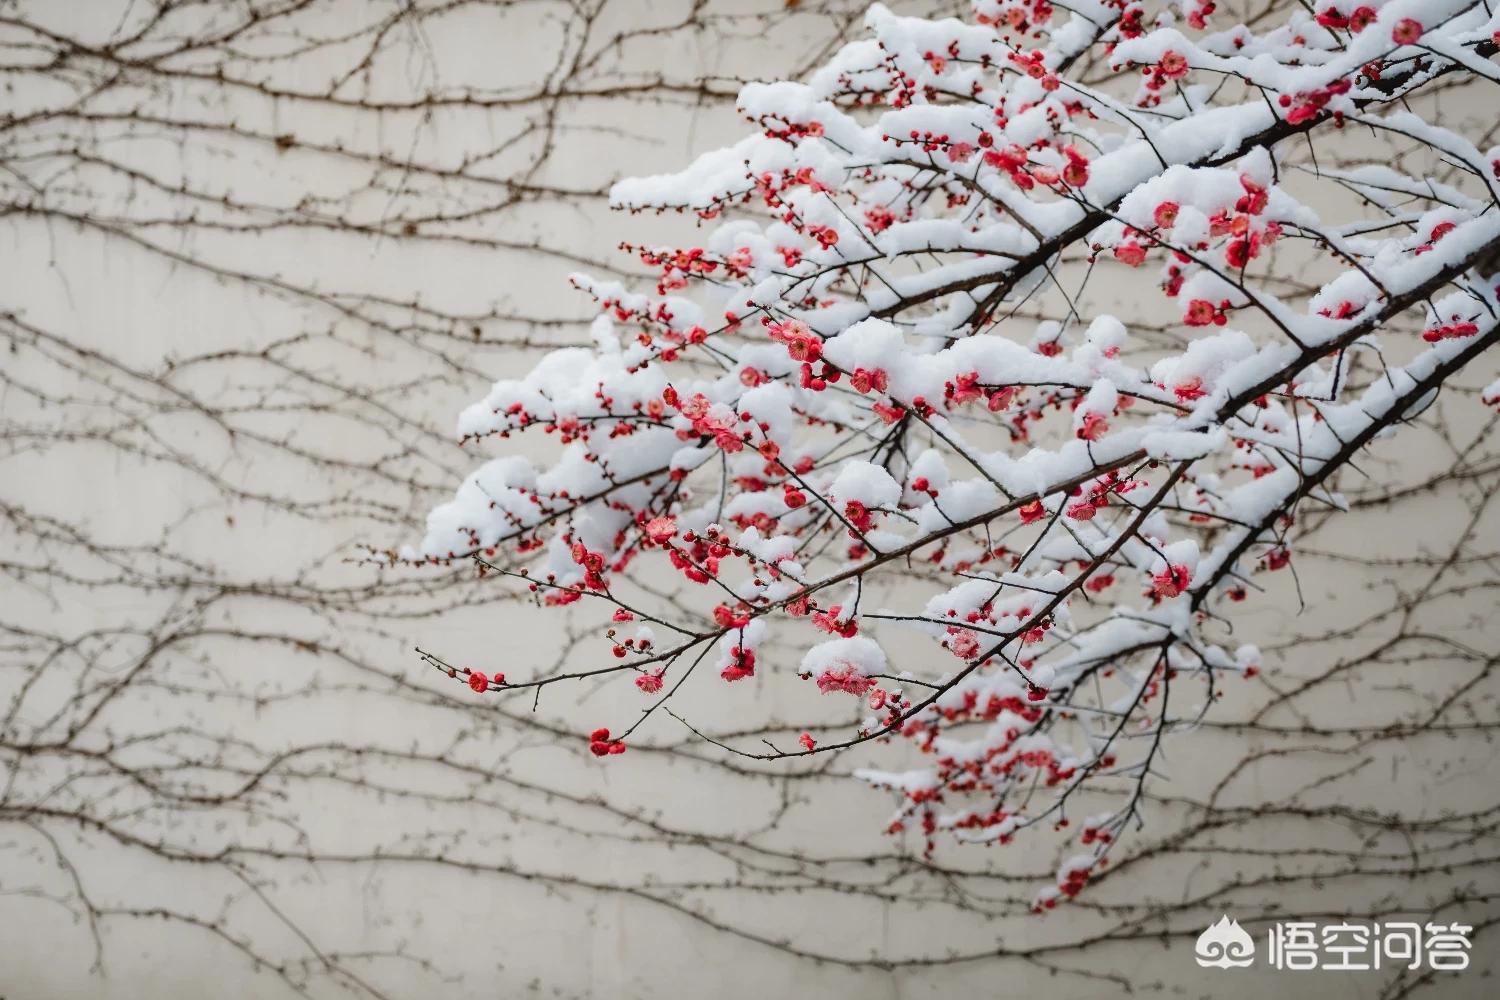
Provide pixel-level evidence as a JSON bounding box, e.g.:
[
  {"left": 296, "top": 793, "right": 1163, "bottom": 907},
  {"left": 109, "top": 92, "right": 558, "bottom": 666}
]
[{"left": 408, "top": 0, "right": 1500, "bottom": 907}]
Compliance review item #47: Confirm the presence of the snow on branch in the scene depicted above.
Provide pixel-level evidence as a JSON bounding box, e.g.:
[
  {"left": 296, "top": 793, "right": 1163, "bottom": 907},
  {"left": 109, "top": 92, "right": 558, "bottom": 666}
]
[{"left": 408, "top": 0, "right": 1500, "bottom": 908}]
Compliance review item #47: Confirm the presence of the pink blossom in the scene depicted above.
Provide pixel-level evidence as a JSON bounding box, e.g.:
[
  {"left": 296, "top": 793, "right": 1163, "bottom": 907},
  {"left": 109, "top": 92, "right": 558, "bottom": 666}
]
[
  {"left": 1113, "top": 241, "right": 1146, "bottom": 267},
  {"left": 1392, "top": 18, "right": 1423, "bottom": 45},
  {"left": 644, "top": 516, "right": 677, "bottom": 544},
  {"left": 949, "top": 630, "right": 980, "bottom": 660},
  {"left": 1150, "top": 564, "right": 1192, "bottom": 600},
  {"left": 816, "top": 665, "right": 876, "bottom": 696}
]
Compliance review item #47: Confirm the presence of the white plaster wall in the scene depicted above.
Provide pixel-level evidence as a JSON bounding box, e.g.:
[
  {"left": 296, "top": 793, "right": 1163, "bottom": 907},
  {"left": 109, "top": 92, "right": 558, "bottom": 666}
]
[{"left": 0, "top": 2, "right": 1496, "bottom": 998}]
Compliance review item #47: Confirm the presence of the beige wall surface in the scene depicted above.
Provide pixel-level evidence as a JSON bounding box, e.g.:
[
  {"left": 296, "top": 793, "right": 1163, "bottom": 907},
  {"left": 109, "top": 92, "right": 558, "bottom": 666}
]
[{"left": 0, "top": 2, "right": 1496, "bottom": 998}]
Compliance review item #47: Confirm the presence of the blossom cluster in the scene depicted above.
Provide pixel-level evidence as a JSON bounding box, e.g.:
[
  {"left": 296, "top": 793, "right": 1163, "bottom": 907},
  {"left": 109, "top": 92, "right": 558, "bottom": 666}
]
[{"left": 407, "top": 0, "right": 1500, "bottom": 907}]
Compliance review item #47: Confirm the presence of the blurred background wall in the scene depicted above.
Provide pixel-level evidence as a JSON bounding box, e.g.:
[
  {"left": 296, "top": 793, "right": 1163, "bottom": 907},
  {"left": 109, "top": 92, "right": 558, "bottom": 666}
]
[{"left": 0, "top": 2, "right": 1496, "bottom": 997}]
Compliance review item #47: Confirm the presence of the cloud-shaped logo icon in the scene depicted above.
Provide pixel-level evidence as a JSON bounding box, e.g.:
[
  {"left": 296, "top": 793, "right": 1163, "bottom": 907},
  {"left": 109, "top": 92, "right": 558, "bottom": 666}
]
[{"left": 1195, "top": 915, "right": 1255, "bottom": 968}]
